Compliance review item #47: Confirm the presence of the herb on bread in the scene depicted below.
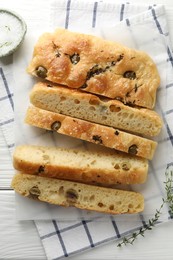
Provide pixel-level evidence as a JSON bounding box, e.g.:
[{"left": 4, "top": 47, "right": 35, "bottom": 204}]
[{"left": 92, "top": 135, "right": 103, "bottom": 144}]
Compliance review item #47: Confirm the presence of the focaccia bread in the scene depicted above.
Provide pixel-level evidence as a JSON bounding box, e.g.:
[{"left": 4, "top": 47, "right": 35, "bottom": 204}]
[
  {"left": 27, "top": 28, "right": 160, "bottom": 109},
  {"left": 11, "top": 173, "right": 144, "bottom": 214},
  {"left": 25, "top": 106, "right": 157, "bottom": 160},
  {"left": 13, "top": 145, "right": 148, "bottom": 185},
  {"left": 30, "top": 82, "right": 163, "bottom": 137}
]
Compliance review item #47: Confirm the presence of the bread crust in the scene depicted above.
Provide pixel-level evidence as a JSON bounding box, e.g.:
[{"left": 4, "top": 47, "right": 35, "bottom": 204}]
[
  {"left": 30, "top": 82, "right": 163, "bottom": 137},
  {"left": 13, "top": 145, "right": 148, "bottom": 185},
  {"left": 25, "top": 106, "right": 157, "bottom": 160},
  {"left": 27, "top": 28, "right": 160, "bottom": 109},
  {"left": 11, "top": 173, "right": 144, "bottom": 214}
]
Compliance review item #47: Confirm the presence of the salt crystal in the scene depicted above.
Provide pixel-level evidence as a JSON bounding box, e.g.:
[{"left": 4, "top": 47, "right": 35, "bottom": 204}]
[{"left": 0, "top": 9, "right": 26, "bottom": 57}]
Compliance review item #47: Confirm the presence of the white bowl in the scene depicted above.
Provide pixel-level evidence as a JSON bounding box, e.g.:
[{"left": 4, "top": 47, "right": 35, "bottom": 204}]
[{"left": 0, "top": 9, "right": 27, "bottom": 58}]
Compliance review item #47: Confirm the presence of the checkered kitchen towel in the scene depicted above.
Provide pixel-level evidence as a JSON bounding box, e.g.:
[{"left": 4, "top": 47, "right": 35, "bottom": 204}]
[{"left": 1, "top": 0, "right": 173, "bottom": 259}]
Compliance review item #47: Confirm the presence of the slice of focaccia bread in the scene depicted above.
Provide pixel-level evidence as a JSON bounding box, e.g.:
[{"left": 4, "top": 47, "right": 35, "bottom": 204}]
[
  {"left": 11, "top": 173, "right": 144, "bottom": 214},
  {"left": 13, "top": 145, "right": 148, "bottom": 185},
  {"left": 27, "top": 28, "right": 160, "bottom": 109},
  {"left": 30, "top": 82, "right": 163, "bottom": 137},
  {"left": 25, "top": 106, "right": 157, "bottom": 160}
]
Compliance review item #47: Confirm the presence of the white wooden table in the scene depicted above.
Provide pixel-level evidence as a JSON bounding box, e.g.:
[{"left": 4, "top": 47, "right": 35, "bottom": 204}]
[{"left": 0, "top": 0, "right": 173, "bottom": 259}]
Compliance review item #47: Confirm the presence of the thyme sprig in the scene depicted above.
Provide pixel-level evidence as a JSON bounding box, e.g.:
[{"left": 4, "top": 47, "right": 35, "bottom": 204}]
[
  {"left": 117, "top": 166, "right": 173, "bottom": 247},
  {"left": 165, "top": 168, "right": 173, "bottom": 217}
]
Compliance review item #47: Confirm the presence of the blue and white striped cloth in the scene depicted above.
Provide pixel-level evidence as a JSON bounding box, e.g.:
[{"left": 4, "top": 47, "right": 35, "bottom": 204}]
[{"left": 1, "top": 1, "right": 173, "bottom": 259}]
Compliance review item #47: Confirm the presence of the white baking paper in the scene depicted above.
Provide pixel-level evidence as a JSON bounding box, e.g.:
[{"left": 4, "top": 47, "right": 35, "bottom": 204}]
[{"left": 13, "top": 20, "right": 170, "bottom": 221}]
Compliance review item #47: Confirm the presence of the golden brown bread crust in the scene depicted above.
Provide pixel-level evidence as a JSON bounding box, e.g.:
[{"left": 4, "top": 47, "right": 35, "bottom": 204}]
[
  {"left": 27, "top": 28, "right": 160, "bottom": 109},
  {"left": 11, "top": 173, "right": 144, "bottom": 214},
  {"left": 25, "top": 106, "right": 157, "bottom": 160},
  {"left": 30, "top": 82, "right": 163, "bottom": 137}
]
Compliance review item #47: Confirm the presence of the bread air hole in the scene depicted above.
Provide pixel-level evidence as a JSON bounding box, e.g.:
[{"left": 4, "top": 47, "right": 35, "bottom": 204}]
[
  {"left": 90, "top": 195, "right": 95, "bottom": 201},
  {"left": 22, "top": 191, "right": 27, "bottom": 196},
  {"left": 42, "top": 154, "right": 49, "bottom": 160},
  {"left": 129, "top": 113, "right": 134, "bottom": 119},
  {"left": 128, "top": 203, "right": 134, "bottom": 208},
  {"left": 114, "top": 163, "right": 120, "bottom": 169},
  {"left": 121, "top": 112, "right": 128, "bottom": 118},
  {"left": 136, "top": 204, "right": 142, "bottom": 209},
  {"left": 98, "top": 202, "right": 104, "bottom": 208},
  {"left": 89, "top": 99, "right": 100, "bottom": 105},
  {"left": 59, "top": 186, "right": 64, "bottom": 195},
  {"left": 83, "top": 196, "right": 88, "bottom": 201},
  {"left": 99, "top": 96, "right": 110, "bottom": 103},
  {"left": 109, "top": 205, "right": 114, "bottom": 210},
  {"left": 89, "top": 106, "right": 96, "bottom": 111},
  {"left": 109, "top": 105, "right": 121, "bottom": 112},
  {"left": 60, "top": 96, "right": 66, "bottom": 101},
  {"left": 74, "top": 99, "right": 80, "bottom": 104},
  {"left": 66, "top": 189, "right": 78, "bottom": 203},
  {"left": 121, "top": 162, "right": 131, "bottom": 171}
]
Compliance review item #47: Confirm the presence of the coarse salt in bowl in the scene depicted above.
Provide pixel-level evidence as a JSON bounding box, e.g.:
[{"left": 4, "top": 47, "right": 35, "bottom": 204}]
[{"left": 0, "top": 9, "right": 27, "bottom": 57}]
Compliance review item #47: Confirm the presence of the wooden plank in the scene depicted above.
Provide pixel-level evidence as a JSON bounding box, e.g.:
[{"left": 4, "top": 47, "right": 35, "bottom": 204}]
[
  {"left": 0, "top": 190, "right": 46, "bottom": 259},
  {"left": 0, "top": 130, "right": 14, "bottom": 188},
  {"left": 0, "top": 190, "right": 173, "bottom": 260}
]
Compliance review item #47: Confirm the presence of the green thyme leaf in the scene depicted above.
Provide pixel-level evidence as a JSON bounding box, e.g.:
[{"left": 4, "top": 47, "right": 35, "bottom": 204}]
[{"left": 117, "top": 166, "right": 173, "bottom": 247}]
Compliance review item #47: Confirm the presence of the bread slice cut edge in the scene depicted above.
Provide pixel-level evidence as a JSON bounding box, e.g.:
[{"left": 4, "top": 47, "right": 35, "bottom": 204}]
[{"left": 11, "top": 173, "right": 144, "bottom": 215}]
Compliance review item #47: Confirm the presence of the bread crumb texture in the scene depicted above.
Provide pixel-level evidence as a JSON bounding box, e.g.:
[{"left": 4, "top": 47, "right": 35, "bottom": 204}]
[
  {"left": 13, "top": 145, "right": 148, "bottom": 185},
  {"left": 11, "top": 173, "right": 144, "bottom": 214}
]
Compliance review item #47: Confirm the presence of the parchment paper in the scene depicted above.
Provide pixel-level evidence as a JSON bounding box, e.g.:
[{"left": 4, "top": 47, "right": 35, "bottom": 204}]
[{"left": 13, "top": 21, "right": 169, "bottom": 221}]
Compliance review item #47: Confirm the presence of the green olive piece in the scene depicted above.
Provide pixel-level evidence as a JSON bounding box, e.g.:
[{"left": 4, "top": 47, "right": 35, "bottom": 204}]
[
  {"left": 35, "top": 66, "right": 47, "bottom": 78},
  {"left": 123, "top": 71, "right": 136, "bottom": 80},
  {"left": 29, "top": 186, "right": 41, "bottom": 199},
  {"left": 51, "top": 121, "right": 61, "bottom": 131},
  {"left": 128, "top": 144, "right": 138, "bottom": 155},
  {"left": 70, "top": 53, "right": 80, "bottom": 64}
]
